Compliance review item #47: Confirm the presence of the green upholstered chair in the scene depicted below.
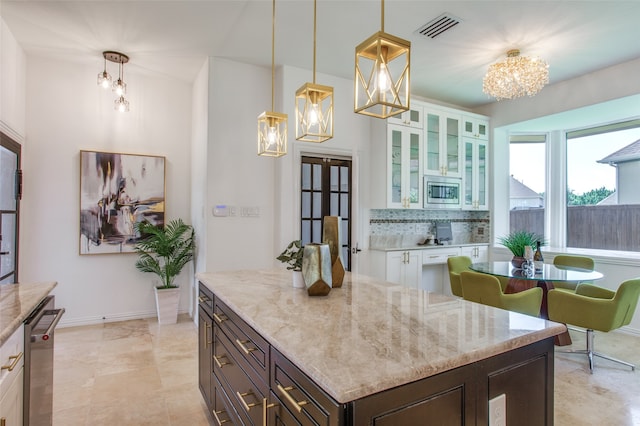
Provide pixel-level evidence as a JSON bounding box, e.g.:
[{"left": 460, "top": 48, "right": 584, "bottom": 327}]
[
  {"left": 552, "top": 255, "right": 595, "bottom": 291},
  {"left": 547, "top": 278, "right": 640, "bottom": 373},
  {"left": 460, "top": 271, "right": 543, "bottom": 317},
  {"left": 447, "top": 256, "right": 472, "bottom": 297}
]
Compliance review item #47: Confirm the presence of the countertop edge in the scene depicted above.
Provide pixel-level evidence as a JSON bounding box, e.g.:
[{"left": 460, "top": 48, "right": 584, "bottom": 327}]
[
  {"left": 369, "top": 243, "right": 490, "bottom": 252},
  {"left": 0, "top": 282, "right": 58, "bottom": 346}
]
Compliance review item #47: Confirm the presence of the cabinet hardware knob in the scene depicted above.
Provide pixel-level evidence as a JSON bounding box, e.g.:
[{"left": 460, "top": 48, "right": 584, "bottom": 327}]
[
  {"left": 276, "top": 384, "right": 308, "bottom": 413},
  {"left": 213, "top": 355, "right": 229, "bottom": 368},
  {"left": 1, "top": 352, "right": 23, "bottom": 372},
  {"left": 212, "top": 409, "right": 229, "bottom": 425},
  {"left": 236, "top": 390, "right": 259, "bottom": 412},
  {"left": 235, "top": 339, "right": 256, "bottom": 355},
  {"left": 213, "top": 313, "right": 227, "bottom": 324}
]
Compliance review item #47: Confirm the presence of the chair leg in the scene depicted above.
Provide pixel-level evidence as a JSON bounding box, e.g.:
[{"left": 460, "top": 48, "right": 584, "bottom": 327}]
[{"left": 557, "top": 329, "right": 636, "bottom": 373}]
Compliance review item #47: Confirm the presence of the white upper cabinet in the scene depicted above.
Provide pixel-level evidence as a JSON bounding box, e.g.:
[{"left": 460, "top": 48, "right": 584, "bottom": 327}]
[
  {"left": 424, "top": 108, "right": 462, "bottom": 178},
  {"left": 462, "top": 116, "right": 489, "bottom": 140},
  {"left": 387, "top": 104, "right": 423, "bottom": 128},
  {"left": 387, "top": 125, "right": 423, "bottom": 209},
  {"left": 462, "top": 138, "right": 489, "bottom": 210}
]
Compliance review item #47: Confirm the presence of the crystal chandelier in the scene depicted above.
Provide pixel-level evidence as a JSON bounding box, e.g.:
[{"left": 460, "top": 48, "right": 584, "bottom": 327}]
[
  {"left": 258, "top": 0, "right": 287, "bottom": 157},
  {"left": 483, "top": 49, "right": 549, "bottom": 101}
]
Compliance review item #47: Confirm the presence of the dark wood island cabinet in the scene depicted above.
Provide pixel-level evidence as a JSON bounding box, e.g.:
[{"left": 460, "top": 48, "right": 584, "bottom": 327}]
[{"left": 197, "top": 270, "right": 564, "bottom": 425}]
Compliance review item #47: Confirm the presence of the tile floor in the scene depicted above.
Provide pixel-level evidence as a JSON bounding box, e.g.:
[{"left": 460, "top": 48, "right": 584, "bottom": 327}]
[{"left": 52, "top": 316, "right": 640, "bottom": 425}]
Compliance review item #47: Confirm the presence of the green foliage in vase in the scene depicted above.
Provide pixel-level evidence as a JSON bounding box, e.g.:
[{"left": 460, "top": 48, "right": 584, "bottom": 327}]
[
  {"left": 498, "top": 231, "right": 545, "bottom": 257},
  {"left": 277, "top": 240, "right": 303, "bottom": 271},
  {"left": 134, "top": 219, "right": 195, "bottom": 289}
]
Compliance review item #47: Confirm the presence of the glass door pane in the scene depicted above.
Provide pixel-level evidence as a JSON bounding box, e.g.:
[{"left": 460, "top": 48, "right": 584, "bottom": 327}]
[
  {"left": 408, "top": 132, "right": 420, "bottom": 204},
  {"left": 391, "top": 129, "right": 403, "bottom": 204},
  {"left": 478, "top": 143, "right": 487, "bottom": 206},
  {"left": 446, "top": 117, "right": 460, "bottom": 175},
  {"left": 426, "top": 113, "right": 440, "bottom": 174},
  {"left": 0, "top": 135, "right": 20, "bottom": 283}
]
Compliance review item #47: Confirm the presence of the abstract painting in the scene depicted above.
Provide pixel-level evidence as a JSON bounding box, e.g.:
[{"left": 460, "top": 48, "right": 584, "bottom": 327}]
[{"left": 80, "top": 150, "right": 165, "bottom": 254}]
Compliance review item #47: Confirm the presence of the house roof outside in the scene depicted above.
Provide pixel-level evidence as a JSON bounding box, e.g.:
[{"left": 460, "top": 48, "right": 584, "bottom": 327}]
[
  {"left": 510, "top": 175, "right": 541, "bottom": 199},
  {"left": 597, "top": 139, "right": 640, "bottom": 165}
]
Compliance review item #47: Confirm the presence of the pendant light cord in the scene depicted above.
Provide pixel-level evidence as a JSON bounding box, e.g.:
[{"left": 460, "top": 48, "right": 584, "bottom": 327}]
[
  {"left": 313, "top": 0, "right": 317, "bottom": 84},
  {"left": 381, "top": 0, "right": 384, "bottom": 32},
  {"left": 271, "top": 0, "right": 276, "bottom": 111}
]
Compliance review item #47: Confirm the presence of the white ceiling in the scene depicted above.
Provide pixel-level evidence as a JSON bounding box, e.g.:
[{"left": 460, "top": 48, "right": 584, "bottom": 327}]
[{"left": 2, "top": 0, "right": 640, "bottom": 109}]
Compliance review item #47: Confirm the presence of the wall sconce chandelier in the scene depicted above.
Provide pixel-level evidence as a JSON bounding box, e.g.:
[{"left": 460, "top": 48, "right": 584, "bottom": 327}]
[
  {"left": 97, "top": 51, "right": 130, "bottom": 112},
  {"left": 483, "top": 49, "right": 549, "bottom": 101},
  {"left": 354, "top": 0, "right": 410, "bottom": 119},
  {"left": 295, "top": 0, "right": 333, "bottom": 142},
  {"left": 258, "top": 0, "right": 287, "bottom": 157}
]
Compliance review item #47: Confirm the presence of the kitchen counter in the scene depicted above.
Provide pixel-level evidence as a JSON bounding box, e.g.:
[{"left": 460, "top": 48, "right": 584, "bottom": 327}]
[
  {"left": 0, "top": 281, "right": 57, "bottom": 346},
  {"left": 369, "top": 242, "right": 489, "bottom": 252},
  {"left": 197, "top": 269, "right": 565, "bottom": 403}
]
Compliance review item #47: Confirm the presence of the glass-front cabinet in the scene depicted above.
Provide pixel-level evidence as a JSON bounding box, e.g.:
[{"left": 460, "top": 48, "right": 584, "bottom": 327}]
[
  {"left": 387, "top": 104, "right": 423, "bottom": 129},
  {"left": 424, "top": 109, "right": 462, "bottom": 177},
  {"left": 463, "top": 116, "right": 488, "bottom": 140},
  {"left": 388, "top": 124, "right": 423, "bottom": 209},
  {"left": 462, "top": 138, "right": 489, "bottom": 210}
]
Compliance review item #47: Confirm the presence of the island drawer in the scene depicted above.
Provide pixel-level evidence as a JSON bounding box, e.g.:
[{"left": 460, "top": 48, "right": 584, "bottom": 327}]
[
  {"left": 212, "top": 373, "right": 241, "bottom": 426},
  {"left": 213, "top": 298, "right": 269, "bottom": 385},
  {"left": 271, "top": 347, "right": 342, "bottom": 426},
  {"left": 198, "top": 281, "right": 214, "bottom": 317},
  {"left": 214, "top": 325, "right": 267, "bottom": 426}
]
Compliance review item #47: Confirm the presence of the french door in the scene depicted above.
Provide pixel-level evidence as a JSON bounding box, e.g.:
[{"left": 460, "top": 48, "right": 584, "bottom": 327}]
[
  {"left": 300, "top": 156, "right": 352, "bottom": 271},
  {"left": 0, "top": 132, "right": 21, "bottom": 284}
]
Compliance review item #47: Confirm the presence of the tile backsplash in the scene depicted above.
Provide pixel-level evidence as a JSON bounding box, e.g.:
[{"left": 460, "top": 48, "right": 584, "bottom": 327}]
[{"left": 370, "top": 209, "right": 490, "bottom": 249}]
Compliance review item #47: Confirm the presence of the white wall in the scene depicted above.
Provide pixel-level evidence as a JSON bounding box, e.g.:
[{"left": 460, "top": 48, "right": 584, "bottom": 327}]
[
  {"left": 618, "top": 162, "right": 640, "bottom": 204},
  {"left": 0, "top": 17, "right": 26, "bottom": 141},
  {"left": 20, "top": 55, "right": 193, "bottom": 326}
]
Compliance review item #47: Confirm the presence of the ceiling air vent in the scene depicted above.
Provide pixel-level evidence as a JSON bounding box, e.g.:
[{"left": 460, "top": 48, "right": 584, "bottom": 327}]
[{"left": 416, "top": 13, "right": 461, "bottom": 39}]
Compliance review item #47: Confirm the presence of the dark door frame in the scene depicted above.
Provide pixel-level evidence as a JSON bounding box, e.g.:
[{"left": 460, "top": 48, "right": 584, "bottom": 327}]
[{"left": 0, "top": 131, "right": 22, "bottom": 283}]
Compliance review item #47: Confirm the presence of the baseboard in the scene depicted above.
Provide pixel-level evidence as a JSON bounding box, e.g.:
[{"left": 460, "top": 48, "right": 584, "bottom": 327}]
[
  {"left": 617, "top": 325, "right": 640, "bottom": 337},
  {"left": 56, "top": 308, "right": 192, "bottom": 328}
]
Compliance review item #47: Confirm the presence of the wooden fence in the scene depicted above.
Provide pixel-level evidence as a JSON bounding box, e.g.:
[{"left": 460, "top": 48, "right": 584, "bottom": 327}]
[{"left": 510, "top": 205, "right": 640, "bottom": 251}]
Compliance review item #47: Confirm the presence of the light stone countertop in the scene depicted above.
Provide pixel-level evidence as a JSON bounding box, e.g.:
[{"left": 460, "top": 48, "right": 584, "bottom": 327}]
[
  {"left": 0, "top": 282, "right": 57, "bottom": 346},
  {"left": 369, "top": 242, "right": 490, "bottom": 252},
  {"left": 197, "top": 269, "right": 565, "bottom": 403}
]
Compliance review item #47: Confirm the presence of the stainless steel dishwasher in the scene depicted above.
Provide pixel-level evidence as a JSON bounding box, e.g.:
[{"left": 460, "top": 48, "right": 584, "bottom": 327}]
[{"left": 23, "top": 295, "right": 65, "bottom": 426}]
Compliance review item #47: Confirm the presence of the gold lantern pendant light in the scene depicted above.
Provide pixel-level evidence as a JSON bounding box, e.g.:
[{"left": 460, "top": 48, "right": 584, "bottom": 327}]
[
  {"left": 295, "top": 0, "right": 333, "bottom": 142},
  {"left": 258, "top": 0, "right": 288, "bottom": 157},
  {"left": 354, "top": 0, "right": 410, "bottom": 119}
]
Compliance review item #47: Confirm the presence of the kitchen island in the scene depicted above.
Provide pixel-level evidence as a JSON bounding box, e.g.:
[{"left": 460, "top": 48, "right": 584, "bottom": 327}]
[{"left": 197, "top": 270, "right": 565, "bottom": 425}]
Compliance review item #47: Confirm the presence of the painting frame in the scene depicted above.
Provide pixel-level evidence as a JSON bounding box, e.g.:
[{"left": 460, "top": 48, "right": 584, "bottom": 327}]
[{"left": 79, "top": 150, "right": 166, "bottom": 255}]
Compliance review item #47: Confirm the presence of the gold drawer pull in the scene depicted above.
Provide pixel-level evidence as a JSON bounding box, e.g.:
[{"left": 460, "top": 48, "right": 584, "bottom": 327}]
[
  {"left": 1, "top": 352, "right": 23, "bottom": 372},
  {"left": 236, "top": 391, "right": 259, "bottom": 412},
  {"left": 262, "top": 397, "right": 277, "bottom": 426},
  {"left": 276, "top": 384, "right": 308, "bottom": 413},
  {"left": 235, "top": 339, "right": 255, "bottom": 355},
  {"left": 204, "top": 323, "right": 212, "bottom": 348},
  {"left": 213, "top": 313, "right": 227, "bottom": 324},
  {"left": 198, "top": 295, "right": 210, "bottom": 303},
  {"left": 212, "top": 409, "right": 229, "bottom": 425},
  {"left": 213, "top": 355, "right": 229, "bottom": 369}
]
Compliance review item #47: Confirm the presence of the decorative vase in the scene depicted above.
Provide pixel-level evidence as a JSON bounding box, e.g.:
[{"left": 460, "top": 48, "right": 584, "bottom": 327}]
[
  {"left": 154, "top": 286, "right": 180, "bottom": 324},
  {"left": 322, "top": 216, "right": 345, "bottom": 287},
  {"left": 292, "top": 270, "right": 304, "bottom": 289},
  {"left": 301, "top": 243, "right": 332, "bottom": 296},
  {"left": 511, "top": 256, "right": 526, "bottom": 269}
]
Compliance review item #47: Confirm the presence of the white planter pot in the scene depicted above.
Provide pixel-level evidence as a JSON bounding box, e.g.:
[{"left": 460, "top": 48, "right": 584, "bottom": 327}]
[
  {"left": 154, "top": 286, "right": 180, "bottom": 324},
  {"left": 292, "top": 270, "right": 304, "bottom": 288}
]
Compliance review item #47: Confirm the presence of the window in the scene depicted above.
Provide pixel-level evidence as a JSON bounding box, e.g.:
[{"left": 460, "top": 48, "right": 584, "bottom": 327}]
[
  {"left": 566, "top": 125, "right": 640, "bottom": 251},
  {"left": 509, "top": 136, "right": 546, "bottom": 239}
]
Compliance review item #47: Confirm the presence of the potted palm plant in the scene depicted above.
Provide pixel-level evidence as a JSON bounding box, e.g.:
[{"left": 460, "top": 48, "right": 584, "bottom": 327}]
[
  {"left": 498, "top": 230, "right": 544, "bottom": 268},
  {"left": 133, "top": 218, "right": 195, "bottom": 324},
  {"left": 277, "top": 240, "right": 304, "bottom": 288}
]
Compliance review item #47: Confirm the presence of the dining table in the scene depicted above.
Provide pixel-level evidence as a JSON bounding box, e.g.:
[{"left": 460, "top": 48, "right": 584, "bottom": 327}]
[{"left": 469, "top": 261, "right": 604, "bottom": 345}]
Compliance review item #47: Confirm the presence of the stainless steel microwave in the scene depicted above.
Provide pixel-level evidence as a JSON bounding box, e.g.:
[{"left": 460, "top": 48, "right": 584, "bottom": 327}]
[{"left": 424, "top": 176, "right": 462, "bottom": 209}]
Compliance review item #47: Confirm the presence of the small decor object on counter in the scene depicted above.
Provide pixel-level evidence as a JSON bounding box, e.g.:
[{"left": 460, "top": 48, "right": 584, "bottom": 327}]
[
  {"left": 533, "top": 241, "right": 544, "bottom": 273},
  {"left": 322, "top": 216, "right": 345, "bottom": 287},
  {"left": 133, "top": 218, "right": 195, "bottom": 324},
  {"left": 301, "top": 243, "right": 333, "bottom": 296},
  {"left": 498, "top": 230, "right": 544, "bottom": 269},
  {"left": 277, "top": 240, "right": 305, "bottom": 288}
]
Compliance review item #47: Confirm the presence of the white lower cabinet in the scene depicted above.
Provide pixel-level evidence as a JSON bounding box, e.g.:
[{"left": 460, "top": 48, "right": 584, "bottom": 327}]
[
  {"left": 386, "top": 251, "right": 422, "bottom": 288},
  {"left": 0, "top": 325, "right": 24, "bottom": 426},
  {"left": 369, "top": 245, "right": 489, "bottom": 294}
]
